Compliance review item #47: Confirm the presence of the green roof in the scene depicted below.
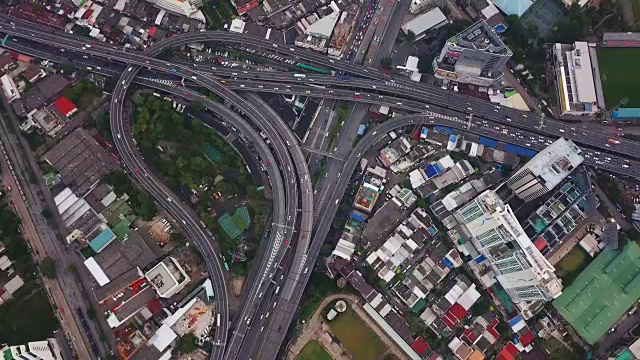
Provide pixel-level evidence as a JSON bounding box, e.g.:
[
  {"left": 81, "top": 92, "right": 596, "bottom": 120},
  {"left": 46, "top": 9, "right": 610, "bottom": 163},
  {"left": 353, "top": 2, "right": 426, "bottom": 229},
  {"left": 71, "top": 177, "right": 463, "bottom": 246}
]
[
  {"left": 3, "top": 349, "right": 14, "bottom": 360},
  {"left": 203, "top": 145, "right": 223, "bottom": 163},
  {"left": 616, "top": 349, "right": 634, "bottom": 360},
  {"left": 112, "top": 219, "right": 131, "bottom": 240},
  {"left": 553, "top": 242, "right": 640, "bottom": 345},
  {"left": 218, "top": 213, "right": 243, "bottom": 239}
]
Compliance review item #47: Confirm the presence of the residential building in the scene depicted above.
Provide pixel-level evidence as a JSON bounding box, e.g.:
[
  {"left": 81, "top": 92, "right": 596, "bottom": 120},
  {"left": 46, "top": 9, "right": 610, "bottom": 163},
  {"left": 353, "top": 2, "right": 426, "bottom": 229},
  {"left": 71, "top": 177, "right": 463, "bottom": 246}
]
[
  {"left": 0, "top": 54, "right": 14, "bottom": 72},
  {"left": 366, "top": 208, "right": 432, "bottom": 282},
  {"left": 145, "top": 257, "right": 190, "bottom": 298},
  {"left": 53, "top": 96, "right": 78, "bottom": 118},
  {"left": 553, "top": 241, "right": 640, "bottom": 345},
  {"left": 553, "top": 42, "right": 601, "bottom": 115},
  {"left": 401, "top": 7, "right": 448, "bottom": 41},
  {"left": 26, "top": 106, "right": 66, "bottom": 137},
  {"left": 1, "top": 74, "right": 20, "bottom": 102},
  {"left": 353, "top": 167, "right": 387, "bottom": 213},
  {"left": 0, "top": 338, "right": 63, "bottom": 360},
  {"left": 453, "top": 190, "right": 563, "bottom": 307},
  {"left": 380, "top": 137, "right": 412, "bottom": 167},
  {"left": 393, "top": 249, "right": 457, "bottom": 310},
  {"left": 433, "top": 21, "right": 512, "bottom": 86},
  {"left": 507, "top": 138, "right": 584, "bottom": 202}
]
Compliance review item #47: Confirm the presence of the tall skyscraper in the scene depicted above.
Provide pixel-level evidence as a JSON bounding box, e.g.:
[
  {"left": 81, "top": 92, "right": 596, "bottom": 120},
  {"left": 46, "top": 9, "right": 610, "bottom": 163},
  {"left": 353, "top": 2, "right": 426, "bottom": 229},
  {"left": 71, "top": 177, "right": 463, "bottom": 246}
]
[
  {"left": 433, "top": 21, "right": 512, "bottom": 86},
  {"left": 507, "top": 138, "right": 584, "bottom": 201},
  {"left": 454, "top": 191, "right": 563, "bottom": 303}
]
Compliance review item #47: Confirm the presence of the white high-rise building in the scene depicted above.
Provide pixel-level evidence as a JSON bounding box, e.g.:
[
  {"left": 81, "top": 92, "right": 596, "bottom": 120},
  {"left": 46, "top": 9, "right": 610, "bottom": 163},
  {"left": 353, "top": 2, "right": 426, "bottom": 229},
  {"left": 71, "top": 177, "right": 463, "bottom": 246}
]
[
  {"left": 454, "top": 191, "right": 563, "bottom": 303},
  {"left": 1, "top": 339, "right": 63, "bottom": 360},
  {"left": 507, "top": 138, "right": 584, "bottom": 201}
]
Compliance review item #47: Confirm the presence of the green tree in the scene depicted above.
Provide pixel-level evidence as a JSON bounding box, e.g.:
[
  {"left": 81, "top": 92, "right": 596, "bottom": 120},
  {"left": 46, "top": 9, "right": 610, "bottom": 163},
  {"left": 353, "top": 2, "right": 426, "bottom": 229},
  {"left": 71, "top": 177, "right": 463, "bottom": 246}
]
[
  {"left": 175, "top": 333, "right": 198, "bottom": 354},
  {"left": 404, "top": 29, "right": 417, "bottom": 43},
  {"left": 67, "top": 264, "right": 77, "bottom": 274},
  {"left": 40, "top": 257, "right": 57, "bottom": 279},
  {"left": 41, "top": 208, "right": 52, "bottom": 219},
  {"left": 380, "top": 57, "right": 393, "bottom": 70},
  {"left": 60, "top": 63, "right": 75, "bottom": 75},
  {"left": 417, "top": 56, "right": 433, "bottom": 74},
  {"left": 170, "top": 232, "right": 186, "bottom": 245}
]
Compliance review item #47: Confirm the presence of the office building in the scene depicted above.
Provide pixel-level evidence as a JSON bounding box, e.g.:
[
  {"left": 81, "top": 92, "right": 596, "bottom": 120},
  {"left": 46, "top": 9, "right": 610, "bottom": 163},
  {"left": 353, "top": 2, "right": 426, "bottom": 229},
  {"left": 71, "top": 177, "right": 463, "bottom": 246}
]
[
  {"left": 433, "top": 21, "right": 512, "bottom": 86},
  {"left": 145, "top": 257, "right": 191, "bottom": 298},
  {"left": 553, "top": 42, "right": 602, "bottom": 115},
  {"left": 0, "top": 339, "right": 63, "bottom": 360},
  {"left": 401, "top": 7, "right": 448, "bottom": 41},
  {"left": 507, "top": 138, "right": 584, "bottom": 202},
  {"left": 454, "top": 191, "right": 563, "bottom": 305}
]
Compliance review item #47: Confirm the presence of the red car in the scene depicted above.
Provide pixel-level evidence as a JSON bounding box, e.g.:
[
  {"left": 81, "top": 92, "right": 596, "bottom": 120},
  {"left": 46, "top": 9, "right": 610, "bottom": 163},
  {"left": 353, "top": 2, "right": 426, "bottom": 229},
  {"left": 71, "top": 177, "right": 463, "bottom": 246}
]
[
  {"left": 135, "top": 168, "right": 141, "bottom": 174},
  {"left": 284, "top": 239, "right": 289, "bottom": 245},
  {"left": 354, "top": 93, "right": 361, "bottom": 99}
]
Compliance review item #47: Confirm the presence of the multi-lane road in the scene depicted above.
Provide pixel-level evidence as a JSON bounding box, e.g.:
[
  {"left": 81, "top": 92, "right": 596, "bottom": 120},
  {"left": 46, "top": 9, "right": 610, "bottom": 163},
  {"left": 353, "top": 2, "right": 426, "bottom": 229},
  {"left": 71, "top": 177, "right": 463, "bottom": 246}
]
[{"left": 3, "top": 14, "right": 640, "bottom": 360}]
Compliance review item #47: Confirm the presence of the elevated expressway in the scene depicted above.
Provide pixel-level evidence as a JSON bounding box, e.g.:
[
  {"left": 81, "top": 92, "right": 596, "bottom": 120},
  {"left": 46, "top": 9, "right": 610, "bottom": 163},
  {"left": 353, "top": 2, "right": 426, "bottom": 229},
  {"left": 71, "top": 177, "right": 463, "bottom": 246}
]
[
  {"left": 2, "top": 19, "right": 640, "bottom": 359},
  {"left": 0, "top": 17, "right": 314, "bottom": 360}
]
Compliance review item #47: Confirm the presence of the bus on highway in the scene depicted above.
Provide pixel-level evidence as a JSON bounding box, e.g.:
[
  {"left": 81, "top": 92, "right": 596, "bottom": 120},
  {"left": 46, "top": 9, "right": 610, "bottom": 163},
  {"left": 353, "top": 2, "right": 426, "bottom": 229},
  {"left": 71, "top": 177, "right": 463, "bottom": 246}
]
[
  {"left": 216, "top": 314, "right": 221, "bottom": 327},
  {"left": 224, "top": 262, "right": 229, "bottom": 271},
  {"left": 296, "top": 63, "right": 330, "bottom": 74}
]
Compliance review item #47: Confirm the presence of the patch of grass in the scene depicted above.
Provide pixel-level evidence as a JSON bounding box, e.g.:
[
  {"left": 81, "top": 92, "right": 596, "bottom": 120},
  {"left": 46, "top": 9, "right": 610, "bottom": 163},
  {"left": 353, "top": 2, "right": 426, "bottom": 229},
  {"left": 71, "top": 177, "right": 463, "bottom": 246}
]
[
  {"left": 541, "top": 337, "right": 583, "bottom": 360},
  {"left": 557, "top": 247, "right": 589, "bottom": 286},
  {"left": 557, "top": 247, "right": 587, "bottom": 272},
  {"left": 329, "top": 307, "right": 387, "bottom": 360},
  {"left": 296, "top": 340, "right": 333, "bottom": 360},
  {"left": 597, "top": 47, "right": 640, "bottom": 108},
  {"left": 0, "top": 289, "right": 59, "bottom": 343}
]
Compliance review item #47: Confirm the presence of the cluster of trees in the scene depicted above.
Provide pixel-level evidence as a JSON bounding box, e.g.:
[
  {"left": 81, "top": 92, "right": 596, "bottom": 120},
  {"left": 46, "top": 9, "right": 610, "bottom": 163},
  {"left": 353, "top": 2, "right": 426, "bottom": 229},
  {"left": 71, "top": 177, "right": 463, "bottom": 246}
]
[
  {"left": 63, "top": 80, "right": 102, "bottom": 109},
  {"left": 132, "top": 94, "right": 250, "bottom": 195},
  {"left": 102, "top": 171, "right": 158, "bottom": 220},
  {"left": 0, "top": 206, "right": 38, "bottom": 283}
]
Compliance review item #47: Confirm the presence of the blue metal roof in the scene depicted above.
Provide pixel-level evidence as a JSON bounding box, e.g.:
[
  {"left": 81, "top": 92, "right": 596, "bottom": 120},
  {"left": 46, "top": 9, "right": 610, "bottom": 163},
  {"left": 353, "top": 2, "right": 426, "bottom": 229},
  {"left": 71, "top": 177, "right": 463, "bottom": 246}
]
[
  {"left": 612, "top": 108, "right": 640, "bottom": 119},
  {"left": 89, "top": 228, "right": 116, "bottom": 252},
  {"left": 493, "top": 0, "right": 533, "bottom": 16}
]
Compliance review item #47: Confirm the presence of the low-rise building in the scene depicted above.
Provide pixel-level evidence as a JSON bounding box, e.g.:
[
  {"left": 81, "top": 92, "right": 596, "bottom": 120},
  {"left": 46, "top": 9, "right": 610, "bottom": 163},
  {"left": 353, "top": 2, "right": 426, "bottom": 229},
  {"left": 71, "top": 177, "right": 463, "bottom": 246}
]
[
  {"left": 353, "top": 167, "right": 387, "bottom": 213},
  {"left": 1, "top": 74, "right": 20, "bottom": 102},
  {"left": 401, "top": 7, "right": 448, "bottom": 41},
  {"left": 380, "top": 137, "right": 412, "bottom": 167},
  {"left": 366, "top": 208, "right": 432, "bottom": 282},
  {"left": 553, "top": 42, "right": 602, "bottom": 115},
  {"left": 145, "top": 257, "right": 190, "bottom": 298}
]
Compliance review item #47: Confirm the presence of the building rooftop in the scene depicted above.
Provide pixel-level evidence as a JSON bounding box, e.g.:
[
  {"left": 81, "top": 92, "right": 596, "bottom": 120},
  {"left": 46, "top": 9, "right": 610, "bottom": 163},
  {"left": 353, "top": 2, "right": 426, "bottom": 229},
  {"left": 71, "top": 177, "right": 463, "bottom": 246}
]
[
  {"left": 553, "top": 241, "right": 640, "bottom": 344},
  {"left": 448, "top": 20, "right": 510, "bottom": 55},
  {"left": 491, "top": 0, "right": 532, "bottom": 16},
  {"left": 43, "top": 128, "right": 117, "bottom": 196},
  {"left": 515, "top": 138, "right": 584, "bottom": 191},
  {"left": 402, "top": 7, "right": 447, "bottom": 36}
]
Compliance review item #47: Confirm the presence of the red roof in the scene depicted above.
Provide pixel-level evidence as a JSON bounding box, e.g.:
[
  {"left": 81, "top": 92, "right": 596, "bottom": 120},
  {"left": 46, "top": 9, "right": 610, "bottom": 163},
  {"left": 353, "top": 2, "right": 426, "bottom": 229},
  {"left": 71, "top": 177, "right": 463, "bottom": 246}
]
[
  {"left": 462, "top": 328, "right": 479, "bottom": 344},
  {"left": 236, "top": 0, "right": 259, "bottom": 14},
  {"left": 487, "top": 319, "right": 500, "bottom": 340},
  {"left": 519, "top": 330, "right": 535, "bottom": 347},
  {"left": 534, "top": 237, "right": 548, "bottom": 251},
  {"left": 411, "top": 337, "right": 430, "bottom": 355},
  {"left": 82, "top": 8, "right": 93, "bottom": 20},
  {"left": 145, "top": 298, "right": 164, "bottom": 315},
  {"left": 497, "top": 342, "right": 519, "bottom": 360},
  {"left": 450, "top": 303, "right": 467, "bottom": 319},
  {"left": 53, "top": 96, "right": 77, "bottom": 116},
  {"left": 148, "top": 26, "right": 158, "bottom": 37}
]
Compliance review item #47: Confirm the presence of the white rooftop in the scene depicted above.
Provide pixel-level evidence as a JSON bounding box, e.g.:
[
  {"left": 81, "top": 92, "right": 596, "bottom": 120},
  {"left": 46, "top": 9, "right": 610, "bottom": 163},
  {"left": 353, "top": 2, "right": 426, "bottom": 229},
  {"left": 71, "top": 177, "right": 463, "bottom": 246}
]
[
  {"left": 521, "top": 138, "right": 584, "bottom": 189},
  {"left": 568, "top": 42, "right": 597, "bottom": 104},
  {"left": 306, "top": 11, "right": 339, "bottom": 38},
  {"left": 402, "top": 7, "right": 447, "bottom": 36}
]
